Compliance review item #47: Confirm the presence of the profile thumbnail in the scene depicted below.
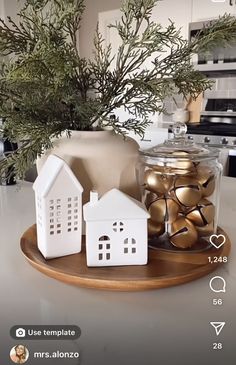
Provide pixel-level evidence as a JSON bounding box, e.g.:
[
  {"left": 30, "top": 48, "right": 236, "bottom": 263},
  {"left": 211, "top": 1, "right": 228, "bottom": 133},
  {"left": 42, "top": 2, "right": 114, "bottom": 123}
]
[{"left": 10, "top": 344, "right": 29, "bottom": 364}]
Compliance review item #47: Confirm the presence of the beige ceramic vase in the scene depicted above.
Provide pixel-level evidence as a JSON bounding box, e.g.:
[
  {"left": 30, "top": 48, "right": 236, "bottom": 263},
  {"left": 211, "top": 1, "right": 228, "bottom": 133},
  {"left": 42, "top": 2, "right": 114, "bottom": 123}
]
[{"left": 36, "top": 130, "right": 141, "bottom": 204}]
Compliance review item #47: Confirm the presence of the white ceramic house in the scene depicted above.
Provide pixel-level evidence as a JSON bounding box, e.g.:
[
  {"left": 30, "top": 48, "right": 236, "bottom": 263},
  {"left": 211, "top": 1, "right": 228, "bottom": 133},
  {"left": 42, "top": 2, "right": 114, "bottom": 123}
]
[
  {"left": 83, "top": 188, "right": 150, "bottom": 267},
  {"left": 33, "top": 155, "right": 83, "bottom": 259}
]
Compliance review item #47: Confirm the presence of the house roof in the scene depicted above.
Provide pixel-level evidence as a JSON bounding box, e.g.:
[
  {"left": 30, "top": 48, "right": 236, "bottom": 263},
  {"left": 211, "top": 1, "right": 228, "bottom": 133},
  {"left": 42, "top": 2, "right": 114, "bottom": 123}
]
[
  {"left": 83, "top": 188, "right": 150, "bottom": 221},
  {"left": 33, "top": 154, "right": 83, "bottom": 197}
]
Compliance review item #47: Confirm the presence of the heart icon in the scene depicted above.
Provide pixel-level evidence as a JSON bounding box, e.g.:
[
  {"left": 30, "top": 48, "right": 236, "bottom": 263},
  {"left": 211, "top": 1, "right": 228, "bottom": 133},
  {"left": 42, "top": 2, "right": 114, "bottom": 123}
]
[{"left": 210, "top": 234, "right": 226, "bottom": 249}]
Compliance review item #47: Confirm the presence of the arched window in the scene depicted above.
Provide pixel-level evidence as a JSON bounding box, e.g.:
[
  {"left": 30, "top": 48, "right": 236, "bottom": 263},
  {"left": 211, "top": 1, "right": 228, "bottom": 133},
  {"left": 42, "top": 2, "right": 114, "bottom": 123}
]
[
  {"left": 124, "top": 238, "right": 136, "bottom": 254},
  {"left": 98, "top": 236, "right": 111, "bottom": 261},
  {"left": 99, "top": 236, "right": 110, "bottom": 241}
]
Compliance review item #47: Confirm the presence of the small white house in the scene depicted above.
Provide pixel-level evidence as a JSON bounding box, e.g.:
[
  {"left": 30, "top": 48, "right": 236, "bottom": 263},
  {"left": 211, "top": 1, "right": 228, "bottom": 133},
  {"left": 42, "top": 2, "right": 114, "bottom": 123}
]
[
  {"left": 83, "top": 189, "right": 150, "bottom": 267},
  {"left": 33, "top": 155, "right": 83, "bottom": 259}
]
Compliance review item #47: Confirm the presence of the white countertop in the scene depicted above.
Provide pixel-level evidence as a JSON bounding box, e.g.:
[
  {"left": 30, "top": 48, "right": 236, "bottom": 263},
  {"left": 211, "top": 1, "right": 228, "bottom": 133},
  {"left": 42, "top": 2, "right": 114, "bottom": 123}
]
[{"left": 0, "top": 178, "right": 235, "bottom": 365}]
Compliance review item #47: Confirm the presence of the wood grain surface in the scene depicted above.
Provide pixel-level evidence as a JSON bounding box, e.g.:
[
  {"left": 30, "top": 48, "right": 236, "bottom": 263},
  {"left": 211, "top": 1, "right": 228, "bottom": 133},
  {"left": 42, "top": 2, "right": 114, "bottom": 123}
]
[{"left": 20, "top": 225, "right": 231, "bottom": 291}]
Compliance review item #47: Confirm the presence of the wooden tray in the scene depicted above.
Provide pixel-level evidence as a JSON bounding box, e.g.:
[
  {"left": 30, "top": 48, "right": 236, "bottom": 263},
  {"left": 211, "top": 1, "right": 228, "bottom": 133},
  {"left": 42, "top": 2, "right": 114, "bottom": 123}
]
[{"left": 20, "top": 225, "right": 231, "bottom": 291}]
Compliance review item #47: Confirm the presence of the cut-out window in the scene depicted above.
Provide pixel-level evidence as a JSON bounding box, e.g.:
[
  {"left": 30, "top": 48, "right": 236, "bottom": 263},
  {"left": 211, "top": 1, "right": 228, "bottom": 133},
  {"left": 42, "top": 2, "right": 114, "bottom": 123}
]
[
  {"left": 99, "top": 236, "right": 110, "bottom": 241},
  {"left": 50, "top": 219, "right": 54, "bottom": 223},
  {"left": 68, "top": 198, "right": 72, "bottom": 202},
  {"left": 113, "top": 221, "right": 124, "bottom": 232},
  {"left": 74, "top": 215, "right": 78, "bottom": 219},
  {"left": 50, "top": 206, "right": 54, "bottom": 210},
  {"left": 50, "top": 200, "right": 54, "bottom": 204},
  {"left": 74, "top": 203, "right": 78, "bottom": 207},
  {"left": 57, "top": 224, "right": 61, "bottom": 228},
  {"left": 74, "top": 221, "right": 78, "bottom": 226},
  {"left": 74, "top": 227, "right": 78, "bottom": 231},
  {"left": 50, "top": 213, "right": 54, "bottom": 217},
  {"left": 74, "top": 209, "right": 78, "bottom": 213},
  {"left": 50, "top": 225, "right": 54, "bottom": 229},
  {"left": 57, "top": 199, "right": 61, "bottom": 203},
  {"left": 124, "top": 238, "right": 136, "bottom": 254},
  {"left": 68, "top": 204, "right": 72, "bottom": 208},
  {"left": 98, "top": 237, "right": 111, "bottom": 261},
  {"left": 68, "top": 222, "right": 71, "bottom": 226},
  {"left": 68, "top": 210, "right": 72, "bottom": 214},
  {"left": 74, "top": 197, "right": 78, "bottom": 201},
  {"left": 99, "top": 253, "right": 103, "bottom": 260},
  {"left": 50, "top": 231, "right": 54, "bottom": 235},
  {"left": 57, "top": 230, "right": 61, "bottom": 234},
  {"left": 68, "top": 228, "right": 72, "bottom": 232}
]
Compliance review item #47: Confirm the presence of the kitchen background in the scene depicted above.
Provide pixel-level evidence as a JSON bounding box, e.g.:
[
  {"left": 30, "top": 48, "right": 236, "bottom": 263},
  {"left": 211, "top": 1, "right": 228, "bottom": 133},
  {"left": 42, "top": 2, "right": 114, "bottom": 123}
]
[{"left": 1, "top": 0, "right": 236, "bottom": 177}]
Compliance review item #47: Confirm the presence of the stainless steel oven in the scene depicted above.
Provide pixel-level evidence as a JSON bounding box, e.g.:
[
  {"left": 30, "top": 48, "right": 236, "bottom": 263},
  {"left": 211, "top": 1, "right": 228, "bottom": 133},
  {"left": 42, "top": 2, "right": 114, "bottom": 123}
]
[
  {"left": 167, "top": 76, "right": 236, "bottom": 176},
  {"left": 184, "top": 99, "right": 236, "bottom": 177}
]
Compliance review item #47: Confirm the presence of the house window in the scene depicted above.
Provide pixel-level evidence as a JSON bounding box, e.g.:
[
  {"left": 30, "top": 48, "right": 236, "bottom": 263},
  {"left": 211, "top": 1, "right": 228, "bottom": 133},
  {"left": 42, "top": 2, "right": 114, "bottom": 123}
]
[
  {"left": 66, "top": 196, "right": 80, "bottom": 232},
  {"left": 113, "top": 221, "right": 124, "bottom": 232},
  {"left": 124, "top": 238, "right": 137, "bottom": 254},
  {"left": 47, "top": 199, "right": 63, "bottom": 234},
  {"left": 98, "top": 236, "right": 111, "bottom": 261},
  {"left": 99, "top": 236, "right": 110, "bottom": 241}
]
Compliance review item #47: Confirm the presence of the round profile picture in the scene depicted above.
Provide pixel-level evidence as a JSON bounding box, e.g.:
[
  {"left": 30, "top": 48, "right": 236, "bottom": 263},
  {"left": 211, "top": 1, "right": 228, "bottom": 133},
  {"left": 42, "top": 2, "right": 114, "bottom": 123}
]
[{"left": 10, "top": 344, "right": 29, "bottom": 364}]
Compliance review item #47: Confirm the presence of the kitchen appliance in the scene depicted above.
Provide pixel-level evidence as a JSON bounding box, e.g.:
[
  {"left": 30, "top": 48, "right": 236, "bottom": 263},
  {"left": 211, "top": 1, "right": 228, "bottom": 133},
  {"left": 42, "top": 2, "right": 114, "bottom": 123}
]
[
  {"left": 189, "top": 20, "right": 236, "bottom": 74},
  {"left": 187, "top": 118, "right": 236, "bottom": 177},
  {"left": 184, "top": 97, "right": 236, "bottom": 176}
]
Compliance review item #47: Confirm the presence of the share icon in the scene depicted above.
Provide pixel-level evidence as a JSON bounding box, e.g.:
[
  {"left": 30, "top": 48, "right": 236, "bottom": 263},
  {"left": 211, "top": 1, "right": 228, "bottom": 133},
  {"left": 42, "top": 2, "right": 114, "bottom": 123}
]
[{"left": 210, "top": 322, "right": 225, "bottom": 336}]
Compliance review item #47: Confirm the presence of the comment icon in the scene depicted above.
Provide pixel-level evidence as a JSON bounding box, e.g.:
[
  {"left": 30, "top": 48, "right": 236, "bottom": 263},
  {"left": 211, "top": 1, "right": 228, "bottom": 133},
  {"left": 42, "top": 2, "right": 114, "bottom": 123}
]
[{"left": 209, "top": 276, "right": 226, "bottom": 293}]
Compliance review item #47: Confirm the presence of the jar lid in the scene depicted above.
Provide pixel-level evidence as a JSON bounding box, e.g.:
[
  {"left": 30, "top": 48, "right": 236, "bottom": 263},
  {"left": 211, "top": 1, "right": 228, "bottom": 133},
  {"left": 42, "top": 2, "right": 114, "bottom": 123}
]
[{"left": 140, "top": 122, "right": 219, "bottom": 162}]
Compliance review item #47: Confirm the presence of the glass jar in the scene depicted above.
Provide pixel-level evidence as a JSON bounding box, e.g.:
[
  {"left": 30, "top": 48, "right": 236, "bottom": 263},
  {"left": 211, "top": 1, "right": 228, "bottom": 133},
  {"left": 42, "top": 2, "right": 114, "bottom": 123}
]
[{"left": 138, "top": 122, "right": 222, "bottom": 251}]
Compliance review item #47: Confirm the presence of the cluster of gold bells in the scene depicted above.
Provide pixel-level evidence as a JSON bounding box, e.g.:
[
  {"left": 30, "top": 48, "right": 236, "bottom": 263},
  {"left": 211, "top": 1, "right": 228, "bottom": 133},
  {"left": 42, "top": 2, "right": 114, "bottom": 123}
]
[{"left": 144, "top": 161, "right": 216, "bottom": 249}]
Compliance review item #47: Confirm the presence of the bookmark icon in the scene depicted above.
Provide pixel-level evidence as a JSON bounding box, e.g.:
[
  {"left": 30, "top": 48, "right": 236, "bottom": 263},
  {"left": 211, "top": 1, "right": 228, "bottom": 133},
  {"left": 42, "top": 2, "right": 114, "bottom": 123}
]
[{"left": 210, "top": 322, "right": 225, "bottom": 336}]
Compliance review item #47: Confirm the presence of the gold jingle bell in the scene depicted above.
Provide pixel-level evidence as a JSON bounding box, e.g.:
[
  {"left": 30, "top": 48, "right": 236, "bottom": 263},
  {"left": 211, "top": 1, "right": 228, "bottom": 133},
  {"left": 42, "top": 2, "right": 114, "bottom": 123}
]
[
  {"left": 166, "top": 151, "right": 196, "bottom": 171},
  {"left": 148, "top": 219, "right": 165, "bottom": 237},
  {"left": 171, "top": 176, "right": 202, "bottom": 207},
  {"left": 144, "top": 169, "right": 173, "bottom": 194},
  {"left": 149, "top": 197, "right": 180, "bottom": 224},
  {"left": 168, "top": 217, "right": 198, "bottom": 248},
  {"left": 145, "top": 192, "right": 159, "bottom": 209},
  {"left": 186, "top": 198, "right": 215, "bottom": 227},
  {"left": 196, "top": 165, "right": 216, "bottom": 197},
  {"left": 196, "top": 221, "right": 215, "bottom": 237}
]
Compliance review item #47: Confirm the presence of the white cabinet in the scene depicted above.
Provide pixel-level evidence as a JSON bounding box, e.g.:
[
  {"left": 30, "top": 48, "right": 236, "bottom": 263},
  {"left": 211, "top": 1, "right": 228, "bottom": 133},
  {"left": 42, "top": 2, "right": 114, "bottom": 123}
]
[
  {"left": 0, "top": 0, "right": 24, "bottom": 21},
  {"left": 150, "top": 0, "right": 191, "bottom": 40},
  {"left": 192, "top": 0, "right": 236, "bottom": 22},
  {"left": 99, "top": 0, "right": 191, "bottom": 63},
  {"left": 98, "top": 0, "right": 192, "bottom": 125},
  {"left": 98, "top": 9, "right": 121, "bottom": 70}
]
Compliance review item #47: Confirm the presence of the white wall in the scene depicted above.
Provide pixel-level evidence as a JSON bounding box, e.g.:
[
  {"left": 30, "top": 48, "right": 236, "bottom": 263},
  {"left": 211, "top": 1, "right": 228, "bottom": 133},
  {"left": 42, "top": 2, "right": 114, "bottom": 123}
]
[
  {"left": 79, "top": 0, "right": 121, "bottom": 59},
  {"left": 0, "top": 0, "right": 24, "bottom": 21}
]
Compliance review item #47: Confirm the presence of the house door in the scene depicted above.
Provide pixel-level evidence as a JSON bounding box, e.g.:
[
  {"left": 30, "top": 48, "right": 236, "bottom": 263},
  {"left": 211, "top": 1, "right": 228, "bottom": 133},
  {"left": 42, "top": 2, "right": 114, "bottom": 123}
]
[{"left": 98, "top": 236, "right": 111, "bottom": 262}]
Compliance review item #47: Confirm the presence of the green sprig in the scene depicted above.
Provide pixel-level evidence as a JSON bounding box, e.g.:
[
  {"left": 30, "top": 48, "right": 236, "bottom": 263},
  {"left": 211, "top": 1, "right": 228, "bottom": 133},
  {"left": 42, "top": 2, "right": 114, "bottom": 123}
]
[{"left": 1, "top": 0, "right": 236, "bottom": 178}]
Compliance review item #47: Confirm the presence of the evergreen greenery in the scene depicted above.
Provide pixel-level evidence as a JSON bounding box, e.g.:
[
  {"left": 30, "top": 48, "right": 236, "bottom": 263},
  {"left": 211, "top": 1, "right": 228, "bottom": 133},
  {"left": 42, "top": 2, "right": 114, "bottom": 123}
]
[{"left": 1, "top": 0, "right": 236, "bottom": 178}]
